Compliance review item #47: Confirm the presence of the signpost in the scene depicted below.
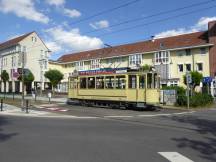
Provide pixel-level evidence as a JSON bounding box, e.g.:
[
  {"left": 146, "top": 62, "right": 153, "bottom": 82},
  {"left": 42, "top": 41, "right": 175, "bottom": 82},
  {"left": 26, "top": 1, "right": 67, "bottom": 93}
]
[{"left": 186, "top": 72, "right": 192, "bottom": 109}]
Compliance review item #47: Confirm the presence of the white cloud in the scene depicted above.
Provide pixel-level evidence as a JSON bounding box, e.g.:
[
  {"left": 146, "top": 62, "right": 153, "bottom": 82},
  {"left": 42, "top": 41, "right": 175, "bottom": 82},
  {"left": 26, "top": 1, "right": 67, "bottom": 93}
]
[
  {"left": 63, "top": 8, "right": 81, "bottom": 18},
  {"left": 90, "top": 20, "right": 109, "bottom": 29},
  {"left": 0, "top": 0, "right": 49, "bottom": 24},
  {"left": 46, "top": 41, "right": 62, "bottom": 53},
  {"left": 45, "top": 26, "right": 103, "bottom": 53},
  {"left": 45, "top": 0, "right": 65, "bottom": 6},
  {"left": 155, "top": 16, "right": 216, "bottom": 38}
]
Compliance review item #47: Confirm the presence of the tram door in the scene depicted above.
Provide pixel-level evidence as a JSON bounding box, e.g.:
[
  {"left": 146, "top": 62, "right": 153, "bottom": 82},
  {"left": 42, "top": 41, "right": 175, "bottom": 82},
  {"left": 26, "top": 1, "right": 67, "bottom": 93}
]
[
  {"left": 137, "top": 75, "right": 146, "bottom": 103},
  {"left": 69, "top": 77, "right": 78, "bottom": 99},
  {"left": 128, "top": 75, "right": 138, "bottom": 102}
]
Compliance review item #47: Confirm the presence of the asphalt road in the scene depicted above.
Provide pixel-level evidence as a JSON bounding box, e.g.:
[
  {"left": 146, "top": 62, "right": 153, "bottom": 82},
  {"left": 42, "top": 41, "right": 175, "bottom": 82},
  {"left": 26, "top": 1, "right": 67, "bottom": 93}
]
[{"left": 0, "top": 108, "right": 216, "bottom": 162}]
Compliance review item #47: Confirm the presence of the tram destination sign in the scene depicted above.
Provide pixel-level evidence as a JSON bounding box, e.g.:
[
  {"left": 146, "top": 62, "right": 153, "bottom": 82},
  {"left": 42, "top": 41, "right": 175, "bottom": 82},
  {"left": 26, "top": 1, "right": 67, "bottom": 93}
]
[{"left": 79, "top": 68, "right": 128, "bottom": 76}]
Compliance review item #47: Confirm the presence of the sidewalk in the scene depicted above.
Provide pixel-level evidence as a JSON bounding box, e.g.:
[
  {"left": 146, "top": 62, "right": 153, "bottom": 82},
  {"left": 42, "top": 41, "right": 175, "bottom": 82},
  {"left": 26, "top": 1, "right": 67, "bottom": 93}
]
[
  {"left": 0, "top": 103, "right": 72, "bottom": 118},
  {"left": 0, "top": 94, "right": 67, "bottom": 103}
]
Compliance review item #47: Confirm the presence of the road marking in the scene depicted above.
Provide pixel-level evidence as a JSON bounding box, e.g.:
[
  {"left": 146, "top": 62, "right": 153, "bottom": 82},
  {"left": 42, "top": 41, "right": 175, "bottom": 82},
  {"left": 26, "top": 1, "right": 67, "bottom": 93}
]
[
  {"left": 104, "top": 115, "right": 133, "bottom": 118},
  {"left": 158, "top": 152, "right": 194, "bottom": 162}
]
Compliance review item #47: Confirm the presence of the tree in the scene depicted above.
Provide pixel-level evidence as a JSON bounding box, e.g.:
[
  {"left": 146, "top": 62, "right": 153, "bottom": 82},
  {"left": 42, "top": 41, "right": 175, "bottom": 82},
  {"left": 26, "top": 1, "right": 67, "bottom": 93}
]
[
  {"left": 140, "top": 64, "right": 151, "bottom": 71},
  {"left": 18, "top": 70, "right": 35, "bottom": 94},
  {"left": 44, "top": 69, "right": 64, "bottom": 94},
  {"left": 1, "top": 70, "right": 9, "bottom": 94},
  {"left": 183, "top": 71, "right": 203, "bottom": 90},
  {"left": 18, "top": 70, "right": 35, "bottom": 84}
]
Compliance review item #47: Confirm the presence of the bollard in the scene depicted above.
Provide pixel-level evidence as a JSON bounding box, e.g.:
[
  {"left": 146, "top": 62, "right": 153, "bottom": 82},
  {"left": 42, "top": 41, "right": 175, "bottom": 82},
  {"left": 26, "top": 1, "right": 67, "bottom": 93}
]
[
  {"left": 0, "top": 99, "right": 3, "bottom": 111},
  {"left": 13, "top": 92, "right": 15, "bottom": 100},
  {"left": 35, "top": 93, "right": 37, "bottom": 102},
  {"left": 26, "top": 100, "right": 29, "bottom": 114}
]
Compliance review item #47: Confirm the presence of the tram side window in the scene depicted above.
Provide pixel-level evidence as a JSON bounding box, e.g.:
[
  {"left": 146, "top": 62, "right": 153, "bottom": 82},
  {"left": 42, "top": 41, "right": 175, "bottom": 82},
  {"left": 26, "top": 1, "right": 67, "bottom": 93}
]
[
  {"left": 139, "top": 76, "right": 146, "bottom": 89},
  {"left": 147, "top": 73, "right": 157, "bottom": 89},
  {"left": 88, "top": 77, "right": 95, "bottom": 89},
  {"left": 96, "top": 76, "right": 104, "bottom": 89},
  {"left": 128, "top": 75, "right": 136, "bottom": 89},
  {"left": 116, "top": 75, "right": 126, "bottom": 89},
  {"left": 147, "top": 73, "right": 152, "bottom": 88},
  {"left": 105, "top": 76, "right": 115, "bottom": 89},
  {"left": 80, "top": 78, "right": 87, "bottom": 89}
]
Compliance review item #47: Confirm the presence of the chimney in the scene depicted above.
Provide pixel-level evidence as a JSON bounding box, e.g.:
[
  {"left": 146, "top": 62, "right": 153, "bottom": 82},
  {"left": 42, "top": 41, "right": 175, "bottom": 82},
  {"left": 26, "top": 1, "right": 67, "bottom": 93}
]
[{"left": 208, "top": 21, "right": 216, "bottom": 77}]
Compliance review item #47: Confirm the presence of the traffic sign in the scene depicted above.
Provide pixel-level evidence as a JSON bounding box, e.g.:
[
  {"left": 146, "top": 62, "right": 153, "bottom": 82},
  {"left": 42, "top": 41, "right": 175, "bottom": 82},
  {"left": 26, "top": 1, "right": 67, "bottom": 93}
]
[
  {"left": 186, "top": 73, "right": 192, "bottom": 84},
  {"left": 17, "top": 68, "right": 30, "bottom": 75}
]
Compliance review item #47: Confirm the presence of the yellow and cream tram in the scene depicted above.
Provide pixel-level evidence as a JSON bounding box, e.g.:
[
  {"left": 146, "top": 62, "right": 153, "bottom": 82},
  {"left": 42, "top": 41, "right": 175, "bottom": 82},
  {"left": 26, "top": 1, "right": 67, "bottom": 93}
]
[{"left": 68, "top": 68, "right": 160, "bottom": 109}]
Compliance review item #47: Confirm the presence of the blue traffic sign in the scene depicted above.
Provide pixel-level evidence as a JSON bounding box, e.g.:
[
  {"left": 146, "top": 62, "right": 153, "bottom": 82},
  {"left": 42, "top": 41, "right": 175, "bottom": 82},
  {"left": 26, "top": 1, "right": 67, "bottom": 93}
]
[{"left": 203, "top": 77, "right": 212, "bottom": 83}]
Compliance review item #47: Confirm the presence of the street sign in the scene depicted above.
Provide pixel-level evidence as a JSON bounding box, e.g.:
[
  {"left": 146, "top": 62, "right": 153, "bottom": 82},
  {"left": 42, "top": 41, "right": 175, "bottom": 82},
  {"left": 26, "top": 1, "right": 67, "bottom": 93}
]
[
  {"left": 17, "top": 68, "right": 30, "bottom": 75},
  {"left": 203, "top": 77, "right": 212, "bottom": 83},
  {"left": 186, "top": 73, "right": 192, "bottom": 84}
]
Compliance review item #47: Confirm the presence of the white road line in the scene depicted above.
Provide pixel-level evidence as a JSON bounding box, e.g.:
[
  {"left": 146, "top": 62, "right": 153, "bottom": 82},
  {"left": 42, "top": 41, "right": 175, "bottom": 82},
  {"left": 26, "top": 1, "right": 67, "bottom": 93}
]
[
  {"left": 104, "top": 115, "right": 133, "bottom": 118},
  {"left": 158, "top": 152, "right": 194, "bottom": 162}
]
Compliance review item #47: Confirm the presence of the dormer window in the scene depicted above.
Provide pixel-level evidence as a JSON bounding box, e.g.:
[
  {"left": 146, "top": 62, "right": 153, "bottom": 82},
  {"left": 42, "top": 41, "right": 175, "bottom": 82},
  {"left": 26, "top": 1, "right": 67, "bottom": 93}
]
[{"left": 32, "top": 36, "right": 37, "bottom": 42}]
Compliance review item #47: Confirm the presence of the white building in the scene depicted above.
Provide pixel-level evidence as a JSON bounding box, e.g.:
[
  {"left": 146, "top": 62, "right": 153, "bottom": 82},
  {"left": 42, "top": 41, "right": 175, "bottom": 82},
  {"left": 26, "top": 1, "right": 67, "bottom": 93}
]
[{"left": 0, "top": 32, "right": 50, "bottom": 93}]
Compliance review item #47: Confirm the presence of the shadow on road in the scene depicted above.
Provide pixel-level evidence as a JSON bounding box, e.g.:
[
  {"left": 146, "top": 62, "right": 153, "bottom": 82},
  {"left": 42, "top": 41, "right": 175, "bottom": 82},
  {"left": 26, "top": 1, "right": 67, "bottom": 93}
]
[
  {"left": 0, "top": 116, "right": 18, "bottom": 142},
  {"left": 170, "top": 116, "right": 216, "bottom": 161}
]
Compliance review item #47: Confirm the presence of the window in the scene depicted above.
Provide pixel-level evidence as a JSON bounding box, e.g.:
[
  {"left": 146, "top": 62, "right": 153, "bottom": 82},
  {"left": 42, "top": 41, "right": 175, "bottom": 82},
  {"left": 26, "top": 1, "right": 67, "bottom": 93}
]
[
  {"left": 154, "top": 51, "right": 169, "bottom": 64},
  {"left": 107, "top": 59, "right": 112, "bottom": 64},
  {"left": 44, "top": 61, "right": 47, "bottom": 69},
  {"left": 32, "top": 36, "right": 37, "bottom": 42},
  {"left": 88, "top": 77, "right": 95, "bottom": 89},
  {"left": 129, "top": 54, "right": 142, "bottom": 66},
  {"left": 186, "top": 64, "right": 191, "bottom": 72},
  {"left": 139, "top": 76, "right": 146, "bottom": 89},
  {"left": 170, "top": 81, "right": 178, "bottom": 86},
  {"left": 80, "top": 78, "right": 87, "bottom": 89},
  {"left": 176, "top": 50, "right": 184, "bottom": 56},
  {"left": 116, "top": 57, "right": 122, "bottom": 63},
  {"left": 200, "top": 48, "right": 206, "bottom": 55},
  {"left": 96, "top": 76, "right": 104, "bottom": 89},
  {"left": 178, "top": 64, "right": 183, "bottom": 72},
  {"left": 105, "top": 76, "right": 115, "bottom": 89},
  {"left": 128, "top": 75, "right": 137, "bottom": 89},
  {"left": 90, "top": 59, "right": 100, "bottom": 69},
  {"left": 116, "top": 76, "right": 126, "bottom": 89},
  {"left": 185, "top": 49, "right": 191, "bottom": 56},
  {"left": 197, "top": 63, "right": 203, "bottom": 71},
  {"left": 41, "top": 50, "right": 44, "bottom": 58},
  {"left": 75, "top": 61, "right": 85, "bottom": 71}
]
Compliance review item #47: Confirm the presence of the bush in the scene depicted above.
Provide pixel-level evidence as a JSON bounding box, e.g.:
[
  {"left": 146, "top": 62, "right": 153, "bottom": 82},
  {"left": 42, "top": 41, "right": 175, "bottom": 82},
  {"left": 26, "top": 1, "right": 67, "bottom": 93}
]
[{"left": 176, "top": 93, "right": 213, "bottom": 107}]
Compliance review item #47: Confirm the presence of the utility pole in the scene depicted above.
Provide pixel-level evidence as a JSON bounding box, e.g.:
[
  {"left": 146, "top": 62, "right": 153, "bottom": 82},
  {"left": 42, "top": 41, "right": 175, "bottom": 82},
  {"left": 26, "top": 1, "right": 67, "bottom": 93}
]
[
  {"left": 21, "top": 46, "right": 26, "bottom": 110},
  {"left": 186, "top": 72, "right": 192, "bottom": 110}
]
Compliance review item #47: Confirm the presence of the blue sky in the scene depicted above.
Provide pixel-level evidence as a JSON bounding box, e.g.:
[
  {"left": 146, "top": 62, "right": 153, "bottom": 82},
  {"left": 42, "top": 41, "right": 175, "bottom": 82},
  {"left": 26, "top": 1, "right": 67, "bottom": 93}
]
[{"left": 0, "top": 0, "right": 216, "bottom": 60}]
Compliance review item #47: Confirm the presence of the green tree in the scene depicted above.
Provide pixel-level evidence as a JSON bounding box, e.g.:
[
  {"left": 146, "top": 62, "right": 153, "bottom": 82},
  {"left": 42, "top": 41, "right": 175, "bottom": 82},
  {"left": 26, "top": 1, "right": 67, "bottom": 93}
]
[
  {"left": 1, "top": 70, "right": 9, "bottom": 94},
  {"left": 44, "top": 69, "right": 64, "bottom": 94},
  {"left": 183, "top": 71, "right": 203, "bottom": 89},
  {"left": 18, "top": 70, "right": 35, "bottom": 94},
  {"left": 18, "top": 70, "right": 35, "bottom": 84},
  {"left": 140, "top": 64, "right": 151, "bottom": 71}
]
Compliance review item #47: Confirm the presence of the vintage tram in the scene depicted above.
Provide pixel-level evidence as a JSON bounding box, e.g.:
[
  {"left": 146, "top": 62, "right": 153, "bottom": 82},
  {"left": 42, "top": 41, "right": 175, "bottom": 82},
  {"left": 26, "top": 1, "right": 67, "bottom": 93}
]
[{"left": 68, "top": 68, "right": 160, "bottom": 109}]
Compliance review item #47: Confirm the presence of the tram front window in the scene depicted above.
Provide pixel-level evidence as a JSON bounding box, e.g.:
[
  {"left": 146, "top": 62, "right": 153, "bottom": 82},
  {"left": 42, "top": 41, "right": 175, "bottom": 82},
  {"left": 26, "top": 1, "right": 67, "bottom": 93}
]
[
  {"left": 88, "top": 77, "right": 95, "bottom": 89},
  {"left": 105, "top": 76, "right": 114, "bottom": 89},
  {"left": 96, "top": 76, "right": 104, "bottom": 89},
  {"left": 116, "top": 75, "right": 126, "bottom": 89}
]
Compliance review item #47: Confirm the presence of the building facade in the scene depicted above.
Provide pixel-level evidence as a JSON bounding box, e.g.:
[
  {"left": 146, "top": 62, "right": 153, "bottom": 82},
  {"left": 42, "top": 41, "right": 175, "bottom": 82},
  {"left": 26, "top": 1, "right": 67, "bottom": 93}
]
[
  {"left": 49, "top": 21, "right": 216, "bottom": 94},
  {"left": 0, "top": 32, "right": 50, "bottom": 93}
]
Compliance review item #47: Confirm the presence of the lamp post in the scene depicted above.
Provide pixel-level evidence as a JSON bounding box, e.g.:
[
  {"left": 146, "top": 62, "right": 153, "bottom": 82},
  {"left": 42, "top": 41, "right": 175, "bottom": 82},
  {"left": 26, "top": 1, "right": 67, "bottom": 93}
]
[{"left": 21, "top": 46, "right": 26, "bottom": 109}]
